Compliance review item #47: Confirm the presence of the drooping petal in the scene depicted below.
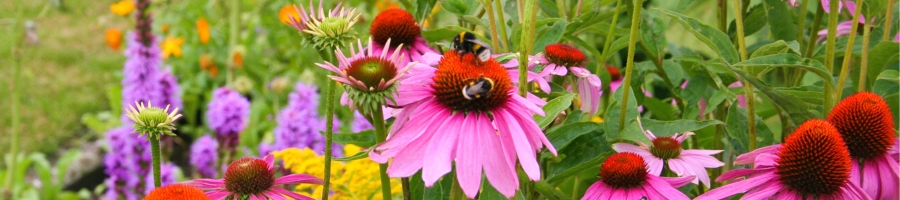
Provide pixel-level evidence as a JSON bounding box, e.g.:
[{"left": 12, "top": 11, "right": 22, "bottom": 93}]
[
  {"left": 645, "top": 176, "right": 691, "bottom": 200},
  {"left": 273, "top": 174, "right": 323, "bottom": 185},
  {"left": 494, "top": 109, "right": 541, "bottom": 180},
  {"left": 268, "top": 186, "right": 315, "bottom": 200},
  {"left": 741, "top": 180, "right": 785, "bottom": 200},
  {"left": 734, "top": 144, "right": 781, "bottom": 165},
  {"left": 422, "top": 113, "right": 463, "bottom": 186},
  {"left": 696, "top": 171, "right": 779, "bottom": 200},
  {"left": 455, "top": 113, "right": 484, "bottom": 198},
  {"left": 481, "top": 114, "right": 519, "bottom": 197},
  {"left": 181, "top": 179, "right": 226, "bottom": 189},
  {"left": 205, "top": 190, "right": 232, "bottom": 200}
]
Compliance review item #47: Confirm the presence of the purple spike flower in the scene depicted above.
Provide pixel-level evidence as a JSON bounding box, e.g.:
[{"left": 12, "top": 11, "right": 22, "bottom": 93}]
[
  {"left": 351, "top": 111, "right": 373, "bottom": 132},
  {"left": 272, "top": 82, "right": 343, "bottom": 157},
  {"left": 206, "top": 87, "right": 250, "bottom": 152},
  {"left": 189, "top": 135, "right": 219, "bottom": 178}
]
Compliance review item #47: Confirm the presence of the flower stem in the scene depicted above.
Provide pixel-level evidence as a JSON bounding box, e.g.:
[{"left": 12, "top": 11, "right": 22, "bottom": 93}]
[
  {"left": 732, "top": 0, "right": 756, "bottom": 150},
  {"left": 449, "top": 175, "right": 464, "bottom": 200},
  {"left": 483, "top": 0, "right": 501, "bottom": 51},
  {"left": 597, "top": 0, "right": 624, "bottom": 70},
  {"left": 718, "top": 0, "right": 727, "bottom": 32},
  {"left": 5, "top": 41, "right": 21, "bottom": 191},
  {"left": 371, "top": 106, "right": 392, "bottom": 200},
  {"left": 858, "top": 15, "right": 872, "bottom": 92},
  {"left": 320, "top": 50, "right": 337, "bottom": 200},
  {"left": 617, "top": 0, "right": 643, "bottom": 132},
  {"left": 518, "top": 0, "right": 538, "bottom": 97},
  {"left": 151, "top": 137, "right": 162, "bottom": 188},
  {"left": 836, "top": 0, "right": 865, "bottom": 100},
  {"left": 495, "top": 0, "right": 509, "bottom": 52},
  {"left": 227, "top": 0, "right": 239, "bottom": 85},
  {"left": 885, "top": 0, "right": 896, "bottom": 41},
  {"left": 823, "top": 0, "right": 839, "bottom": 74},
  {"left": 796, "top": 0, "right": 809, "bottom": 51},
  {"left": 804, "top": 5, "right": 824, "bottom": 59},
  {"left": 402, "top": 178, "right": 411, "bottom": 200}
]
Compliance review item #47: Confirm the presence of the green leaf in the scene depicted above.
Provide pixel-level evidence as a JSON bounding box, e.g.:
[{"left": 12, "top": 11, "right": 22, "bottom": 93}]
[
  {"left": 546, "top": 122, "right": 602, "bottom": 151},
  {"left": 442, "top": 0, "right": 477, "bottom": 15},
  {"left": 657, "top": 8, "right": 740, "bottom": 64},
  {"left": 333, "top": 148, "right": 372, "bottom": 161},
  {"left": 421, "top": 26, "right": 472, "bottom": 43},
  {"left": 866, "top": 42, "right": 900, "bottom": 88},
  {"left": 413, "top": 0, "right": 438, "bottom": 21},
  {"left": 534, "top": 180, "right": 570, "bottom": 200},
  {"left": 479, "top": 181, "right": 509, "bottom": 200},
  {"left": 763, "top": 0, "right": 798, "bottom": 41},
  {"left": 729, "top": 4, "right": 767, "bottom": 38},
  {"left": 538, "top": 0, "right": 560, "bottom": 17},
  {"left": 461, "top": 15, "right": 488, "bottom": 28},
  {"left": 533, "top": 19, "right": 567, "bottom": 53},
  {"left": 409, "top": 171, "right": 452, "bottom": 200},
  {"left": 727, "top": 64, "right": 822, "bottom": 127},
  {"left": 640, "top": 11, "right": 667, "bottom": 60},
  {"left": 329, "top": 130, "right": 376, "bottom": 147},
  {"left": 873, "top": 70, "right": 900, "bottom": 96},
  {"left": 725, "top": 106, "right": 776, "bottom": 154},
  {"left": 545, "top": 129, "right": 613, "bottom": 185},
  {"left": 750, "top": 40, "right": 795, "bottom": 59},
  {"left": 535, "top": 93, "right": 576, "bottom": 129},
  {"left": 604, "top": 87, "right": 640, "bottom": 140},
  {"left": 642, "top": 97, "right": 678, "bottom": 120}
]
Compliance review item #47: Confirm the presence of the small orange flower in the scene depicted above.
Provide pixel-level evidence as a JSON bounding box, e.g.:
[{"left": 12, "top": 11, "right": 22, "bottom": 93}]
[
  {"left": 197, "top": 18, "right": 210, "bottom": 44},
  {"left": 278, "top": 5, "right": 301, "bottom": 25},
  {"left": 161, "top": 24, "right": 170, "bottom": 34},
  {"left": 110, "top": 0, "right": 135, "bottom": 16},
  {"left": 200, "top": 53, "right": 219, "bottom": 77},
  {"left": 161, "top": 36, "right": 184, "bottom": 58},
  {"left": 232, "top": 51, "right": 243, "bottom": 68},
  {"left": 105, "top": 28, "right": 123, "bottom": 50}
]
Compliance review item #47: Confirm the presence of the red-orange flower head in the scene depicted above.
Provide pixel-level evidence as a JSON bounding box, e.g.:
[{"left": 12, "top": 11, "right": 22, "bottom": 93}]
[
  {"left": 370, "top": 9, "right": 420, "bottom": 49},
  {"left": 605, "top": 65, "right": 622, "bottom": 81},
  {"left": 432, "top": 51, "right": 511, "bottom": 112},
  {"left": 776, "top": 119, "right": 851, "bottom": 196},
  {"left": 144, "top": 184, "right": 211, "bottom": 200},
  {"left": 600, "top": 152, "right": 648, "bottom": 188},
  {"left": 650, "top": 137, "right": 682, "bottom": 159},
  {"left": 544, "top": 44, "right": 586, "bottom": 67},
  {"left": 224, "top": 158, "right": 274, "bottom": 195},
  {"left": 827, "top": 92, "right": 896, "bottom": 160}
]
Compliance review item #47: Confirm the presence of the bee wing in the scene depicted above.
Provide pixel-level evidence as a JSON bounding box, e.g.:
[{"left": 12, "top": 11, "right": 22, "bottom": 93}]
[{"left": 466, "top": 38, "right": 492, "bottom": 51}]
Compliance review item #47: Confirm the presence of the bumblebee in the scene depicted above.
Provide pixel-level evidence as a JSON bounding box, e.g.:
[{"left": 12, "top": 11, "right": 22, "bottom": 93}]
[
  {"left": 461, "top": 75, "right": 495, "bottom": 100},
  {"left": 452, "top": 32, "right": 493, "bottom": 63}
]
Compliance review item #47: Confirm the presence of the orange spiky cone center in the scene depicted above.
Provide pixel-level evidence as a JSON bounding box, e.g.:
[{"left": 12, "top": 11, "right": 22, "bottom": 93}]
[
  {"left": 224, "top": 158, "right": 274, "bottom": 195},
  {"left": 776, "top": 119, "right": 851, "bottom": 196},
  {"left": 432, "top": 51, "right": 511, "bottom": 112},
  {"left": 827, "top": 92, "right": 896, "bottom": 160},
  {"left": 144, "top": 184, "right": 211, "bottom": 200},
  {"left": 600, "top": 153, "right": 648, "bottom": 188},
  {"left": 650, "top": 137, "right": 682, "bottom": 159},
  {"left": 544, "top": 44, "right": 586, "bottom": 67},
  {"left": 370, "top": 9, "right": 420, "bottom": 49},
  {"left": 346, "top": 57, "right": 398, "bottom": 91}
]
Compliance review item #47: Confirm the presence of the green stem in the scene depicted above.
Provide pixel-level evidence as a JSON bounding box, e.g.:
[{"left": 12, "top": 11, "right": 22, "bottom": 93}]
[
  {"left": 371, "top": 107, "right": 392, "bottom": 200},
  {"left": 885, "top": 0, "right": 896, "bottom": 41},
  {"left": 733, "top": 0, "right": 756, "bottom": 150},
  {"left": 402, "top": 178, "right": 411, "bottom": 200},
  {"left": 711, "top": 103, "right": 727, "bottom": 187},
  {"left": 484, "top": 0, "right": 501, "bottom": 50},
  {"left": 836, "top": 0, "right": 865, "bottom": 100},
  {"left": 5, "top": 41, "right": 21, "bottom": 191},
  {"left": 804, "top": 5, "right": 824, "bottom": 59},
  {"left": 151, "top": 138, "right": 162, "bottom": 188},
  {"left": 449, "top": 175, "right": 464, "bottom": 200},
  {"left": 718, "top": 0, "right": 728, "bottom": 32},
  {"left": 320, "top": 50, "right": 337, "bottom": 200},
  {"left": 518, "top": 0, "right": 538, "bottom": 97},
  {"left": 617, "top": 0, "right": 643, "bottom": 132},
  {"left": 597, "top": 0, "right": 624, "bottom": 70},
  {"left": 858, "top": 15, "right": 872, "bottom": 92},
  {"left": 495, "top": 0, "right": 509, "bottom": 52},
  {"left": 796, "top": 0, "right": 809, "bottom": 51},
  {"left": 823, "top": 0, "right": 839, "bottom": 74},
  {"left": 638, "top": 41, "right": 685, "bottom": 111},
  {"left": 227, "top": 0, "right": 239, "bottom": 85}
]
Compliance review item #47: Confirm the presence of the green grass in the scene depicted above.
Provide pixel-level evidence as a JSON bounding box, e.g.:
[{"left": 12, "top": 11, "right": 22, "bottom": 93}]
[{"left": 1, "top": 0, "right": 127, "bottom": 154}]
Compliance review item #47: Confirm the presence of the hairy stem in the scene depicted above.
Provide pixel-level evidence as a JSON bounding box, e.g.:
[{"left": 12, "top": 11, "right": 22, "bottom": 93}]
[
  {"left": 518, "top": 0, "right": 538, "bottom": 97},
  {"left": 797, "top": 0, "right": 809, "bottom": 51},
  {"left": 718, "top": 0, "right": 728, "bottom": 32},
  {"left": 495, "top": 0, "right": 509, "bottom": 52},
  {"left": 804, "top": 5, "right": 825, "bottom": 59},
  {"left": 836, "top": 0, "right": 865, "bottom": 100},
  {"left": 617, "top": 0, "right": 644, "bottom": 132},
  {"left": 372, "top": 106, "right": 393, "bottom": 200},
  {"left": 597, "top": 0, "right": 624, "bottom": 70},
  {"left": 320, "top": 50, "right": 337, "bottom": 200},
  {"left": 484, "top": 0, "right": 501, "bottom": 50},
  {"left": 151, "top": 137, "right": 162, "bottom": 187},
  {"left": 823, "top": 0, "right": 839, "bottom": 74},
  {"left": 732, "top": 0, "right": 756, "bottom": 150},
  {"left": 885, "top": 0, "right": 896, "bottom": 41},
  {"left": 858, "top": 16, "right": 872, "bottom": 92}
]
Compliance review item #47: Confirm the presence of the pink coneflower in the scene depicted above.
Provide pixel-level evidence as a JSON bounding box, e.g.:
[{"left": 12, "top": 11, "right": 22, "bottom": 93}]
[
  {"left": 183, "top": 154, "right": 323, "bottom": 200},
  {"left": 317, "top": 38, "right": 419, "bottom": 114},
  {"left": 369, "top": 8, "right": 438, "bottom": 67},
  {"left": 696, "top": 120, "right": 871, "bottom": 200},
  {"left": 531, "top": 44, "right": 602, "bottom": 114},
  {"left": 581, "top": 152, "right": 693, "bottom": 200},
  {"left": 369, "top": 51, "right": 556, "bottom": 198},
  {"left": 827, "top": 92, "right": 898, "bottom": 200},
  {"left": 612, "top": 123, "right": 723, "bottom": 187}
]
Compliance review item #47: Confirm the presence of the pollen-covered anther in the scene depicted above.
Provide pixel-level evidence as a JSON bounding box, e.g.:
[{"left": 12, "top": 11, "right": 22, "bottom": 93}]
[
  {"left": 544, "top": 44, "right": 587, "bottom": 67},
  {"left": 600, "top": 152, "right": 648, "bottom": 188},
  {"left": 370, "top": 8, "right": 420, "bottom": 48},
  {"left": 224, "top": 158, "right": 275, "bottom": 195},
  {"left": 776, "top": 119, "right": 851, "bottom": 196},
  {"left": 826, "top": 92, "right": 896, "bottom": 160},
  {"left": 650, "top": 137, "right": 682, "bottom": 159},
  {"left": 432, "top": 51, "right": 511, "bottom": 112}
]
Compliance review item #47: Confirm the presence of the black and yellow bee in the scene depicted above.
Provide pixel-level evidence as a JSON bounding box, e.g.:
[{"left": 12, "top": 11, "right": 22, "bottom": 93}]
[
  {"left": 461, "top": 75, "right": 495, "bottom": 100},
  {"left": 452, "top": 32, "right": 493, "bottom": 63}
]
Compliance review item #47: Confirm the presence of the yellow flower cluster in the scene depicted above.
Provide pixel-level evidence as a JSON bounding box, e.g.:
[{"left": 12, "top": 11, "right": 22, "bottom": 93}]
[{"left": 274, "top": 146, "right": 402, "bottom": 200}]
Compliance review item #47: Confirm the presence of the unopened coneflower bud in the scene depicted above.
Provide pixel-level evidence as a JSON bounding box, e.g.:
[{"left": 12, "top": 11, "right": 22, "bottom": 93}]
[
  {"left": 125, "top": 101, "right": 182, "bottom": 139},
  {"left": 303, "top": 6, "right": 360, "bottom": 49}
]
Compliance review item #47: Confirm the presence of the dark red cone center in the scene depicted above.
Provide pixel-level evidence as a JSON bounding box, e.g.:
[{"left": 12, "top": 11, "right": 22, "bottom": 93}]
[
  {"left": 776, "top": 119, "right": 851, "bottom": 196},
  {"left": 224, "top": 158, "right": 274, "bottom": 195},
  {"left": 600, "top": 152, "right": 648, "bottom": 188}
]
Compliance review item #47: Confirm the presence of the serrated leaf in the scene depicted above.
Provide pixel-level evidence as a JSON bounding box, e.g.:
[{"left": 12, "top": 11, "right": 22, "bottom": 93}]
[
  {"left": 604, "top": 87, "right": 640, "bottom": 140},
  {"left": 657, "top": 8, "right": 740, "bottom": 64},
  {"left": 533, "top": 19, "right": 567, "bottom": 53},
  {"left": 873, "top": 70, "right": 900, "bottom": 97},
  {"left": 641, "top": 10, "right": 667, "bottom": 60},
  {"left": 545, "top": 130, "right": 612, "bottom": 185},
  {"left": 535, "top": 93, "right": 576, "bottom": 129}
]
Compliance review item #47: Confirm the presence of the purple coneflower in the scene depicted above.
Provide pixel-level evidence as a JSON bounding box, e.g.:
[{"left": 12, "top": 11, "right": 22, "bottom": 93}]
[
  {"left": 183, "top": 154, "right": 323, "bottom": 200},
  {"left": 369, "top": 8, "right": 438, "bottom": 67},
  {"left": 190, "top": 135, "right": 219, "bottom": 178},
  {"left": 369, "top": 50, "right": 556, "bottom": 198},
  {"left": 206, "top": 87, "right": 250, "bottom": 152},
  {"left": 530, "top": 44, "right": 602, "bottom": 114},
  {"left": 696, "top": 120, "right": 870, "bottom": 200},
  {"left": 612, "top": 125, "right": 723, "bottom": 187},
  {"left": 581, "top": 152, "right": 693, "bottom": 200}
]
